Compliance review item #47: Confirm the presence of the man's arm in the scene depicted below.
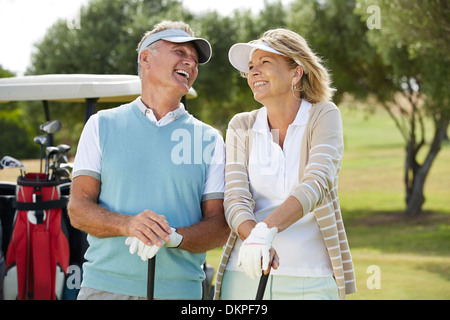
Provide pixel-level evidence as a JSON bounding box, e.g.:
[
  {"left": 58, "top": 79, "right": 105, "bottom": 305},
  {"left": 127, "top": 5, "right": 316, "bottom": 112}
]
[
  {"left": 175, "top": 198, "right": 229, "bottom": 253},
  {"left": 172, "top": 129, "right": 229, "bottom": 253},
  {"left": 67, "top": 175, "right": 172, "bottom": 247}
]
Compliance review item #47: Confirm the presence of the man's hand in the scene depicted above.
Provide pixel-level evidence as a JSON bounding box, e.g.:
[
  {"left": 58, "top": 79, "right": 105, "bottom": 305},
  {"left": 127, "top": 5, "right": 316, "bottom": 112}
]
[
  {"left": 126, "top": 209, "right": 172, "bottom": 247},
  {"left": 237, "top": 222, "right": 278, "bottom": 279}
]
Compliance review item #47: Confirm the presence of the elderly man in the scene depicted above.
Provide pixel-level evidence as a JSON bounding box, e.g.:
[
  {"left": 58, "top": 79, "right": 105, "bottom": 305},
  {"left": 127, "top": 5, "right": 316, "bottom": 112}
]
[{"left": 68, "top": 20, "right": 228, "bottom": 300}]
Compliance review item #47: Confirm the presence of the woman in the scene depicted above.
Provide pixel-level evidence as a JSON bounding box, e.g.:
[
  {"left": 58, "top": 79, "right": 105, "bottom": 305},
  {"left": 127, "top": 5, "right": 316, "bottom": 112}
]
[{"left": 214, "top": 28, "right": 356, "bottom": 300}]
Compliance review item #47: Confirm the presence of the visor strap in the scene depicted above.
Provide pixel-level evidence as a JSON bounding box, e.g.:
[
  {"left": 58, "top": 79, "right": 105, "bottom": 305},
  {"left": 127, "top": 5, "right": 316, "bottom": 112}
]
[
  {"left": 137, "top": 29, "right": 191, "bottom": 62},
  {"left": 249, "top": 41, "right": 308, "bottom": 74}
]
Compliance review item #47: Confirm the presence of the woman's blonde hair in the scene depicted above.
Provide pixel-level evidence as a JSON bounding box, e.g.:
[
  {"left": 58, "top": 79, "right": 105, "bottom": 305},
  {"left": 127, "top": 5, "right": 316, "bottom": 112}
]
[{"left": 248, "top": 28, "right": 336, "bottom": 103}]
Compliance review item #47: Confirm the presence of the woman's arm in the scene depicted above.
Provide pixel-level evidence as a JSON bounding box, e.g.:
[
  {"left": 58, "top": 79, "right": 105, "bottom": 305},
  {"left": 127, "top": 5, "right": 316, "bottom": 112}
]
[
  {"left": 223, "top": 116, "right": 257, "bottom": 236},
  {"left": 265, "top": 106, "right": 344, "bottom": 231}
]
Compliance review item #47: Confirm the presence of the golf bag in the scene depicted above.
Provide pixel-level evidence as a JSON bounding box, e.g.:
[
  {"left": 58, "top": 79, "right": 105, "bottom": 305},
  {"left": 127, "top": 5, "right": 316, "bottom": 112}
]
[
  {"left": 0, "top": 182, "right": 16, "bottom": 300},
  {"left": 3, "top": 173, "right": 70, "bottom": 300}
]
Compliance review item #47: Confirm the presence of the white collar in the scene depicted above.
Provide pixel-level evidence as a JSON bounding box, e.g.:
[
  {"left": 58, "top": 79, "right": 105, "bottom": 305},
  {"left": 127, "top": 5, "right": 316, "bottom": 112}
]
[
  {"left": 135, "top": 97, "right": 186, "bottom": 126},
  {"left": 252, "top": 99, "right": 312, "bottom": 133}
]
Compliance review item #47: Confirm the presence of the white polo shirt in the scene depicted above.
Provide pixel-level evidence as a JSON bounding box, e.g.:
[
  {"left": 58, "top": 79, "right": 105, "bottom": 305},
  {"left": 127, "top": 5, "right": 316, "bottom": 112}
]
[
  {"left": 227, "top": 100, "right": 333, "bottom": 277},
  {"left": 73, "top": 97, "right": 225, "bottom": 198}
]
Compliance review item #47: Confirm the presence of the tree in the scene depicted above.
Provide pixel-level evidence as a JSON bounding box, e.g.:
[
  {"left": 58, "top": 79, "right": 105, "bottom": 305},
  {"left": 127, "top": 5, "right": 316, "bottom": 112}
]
[
  {"left": 187, "top": 1, "right": 289, "bottom": 130},
  {"left": 287, "top": 0, "right": 449, "bottom": 215},
  {"left": 287, "top": 0, "right": 394, "bottom": 103},
  {"left": 24, "top": 0, "right": 448, "bottom": 215},
  {"left": 355, "top": 0, "right": 450, "bottom": 215},
  {"left": 0, "top": 66, "right": 38, "bottom": 159},
  {"left": 26, "top": 0, "right": 193, "bottom": 146},
  {"left": 28, "top": 0, "right": 188, "bottom": 75},
  {"left": 186, "top": 10, "right": 247, "bottom": 130}
]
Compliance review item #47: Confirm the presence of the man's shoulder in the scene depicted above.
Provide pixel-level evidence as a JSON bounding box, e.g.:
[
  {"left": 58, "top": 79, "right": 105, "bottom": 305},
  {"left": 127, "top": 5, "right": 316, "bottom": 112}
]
[
  {"left": 97, "top": 101, "right": 135, "bottom": 119},
  {"left": 182, "top": 113, "right": 221, "bottom": 136}
]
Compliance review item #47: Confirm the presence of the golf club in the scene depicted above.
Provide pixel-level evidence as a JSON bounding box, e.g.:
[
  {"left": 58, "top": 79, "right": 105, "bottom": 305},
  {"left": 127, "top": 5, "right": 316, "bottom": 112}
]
[
  {"left": 0, "top": 156, "right": 26, "bottom": 177},
  {"left": 40, "top": 120, "right": 62, "bottom": 135},
  {"left": 33, "top": 135, "right": 48, "bottom": 173},
  {"left": 147, "top": 256, "right": 156, "bottom": 300},
  {"left": 255, "top": 273, "right": 269, "bottom": 300},
  {"left": 54, "top": 153, "right": 68, "bottom": 170},
  {"left": 46, "top": 146, "right": 59, "bottom": 177},
  {"left": 48, "top": 144, "right": 71, "bottom": 180},
  {"left": 60, "top": 163, "right": 73, "bottom": 171},
  {"left": 57, "top": 144, "right": 70, "bottom": 154},
  {"left": 55, "top": 167, "right": 70, "bottom": 179},
  {"left": 40, "top": 120, "right": 62, "bottom": 176}
]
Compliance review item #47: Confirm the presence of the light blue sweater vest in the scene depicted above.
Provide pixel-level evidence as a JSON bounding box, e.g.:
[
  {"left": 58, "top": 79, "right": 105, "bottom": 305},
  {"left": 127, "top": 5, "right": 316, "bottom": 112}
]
[{"left": 81, "top": 101, "right": 220, "bottom": 298}]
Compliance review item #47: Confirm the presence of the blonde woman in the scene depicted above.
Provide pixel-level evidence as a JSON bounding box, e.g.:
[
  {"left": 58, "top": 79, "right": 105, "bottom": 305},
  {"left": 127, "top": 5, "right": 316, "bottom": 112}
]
[{"left": 214, "top": 28, "right": 356, "bottom": 300}]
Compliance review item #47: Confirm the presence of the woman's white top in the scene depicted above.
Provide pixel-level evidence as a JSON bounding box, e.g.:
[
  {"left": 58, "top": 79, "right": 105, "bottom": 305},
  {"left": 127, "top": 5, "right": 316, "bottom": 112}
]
[{"left": 226, "top": 100, "right": 333, "bottom": 277}]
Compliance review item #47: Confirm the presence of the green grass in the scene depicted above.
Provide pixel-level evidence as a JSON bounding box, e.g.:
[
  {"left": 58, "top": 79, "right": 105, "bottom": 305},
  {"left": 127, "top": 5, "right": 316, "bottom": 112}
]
[
  {"left": 207, "top": 105, "right": 450, "bottom": 300},
  {"left": 350, "top": 252, "right": 450, "bottom": 300}
]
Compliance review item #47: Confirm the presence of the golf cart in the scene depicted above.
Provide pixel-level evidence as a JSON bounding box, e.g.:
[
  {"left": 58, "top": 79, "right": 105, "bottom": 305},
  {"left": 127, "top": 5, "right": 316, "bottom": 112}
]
[
  {"left": 0, "top": 74, "right": 197, "bottom": 122},
  {"left": 0, "top": 74, "right": 216, "bottom": 300}
]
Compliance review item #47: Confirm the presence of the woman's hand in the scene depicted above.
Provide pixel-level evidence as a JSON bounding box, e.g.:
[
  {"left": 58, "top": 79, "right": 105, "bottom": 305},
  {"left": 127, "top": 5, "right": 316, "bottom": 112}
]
[
  {"left": 264, "top": 247, "right": 280, "bottom": 275},
  {"left": 237, "top": 222, "right": 278, "bottom": 279}
]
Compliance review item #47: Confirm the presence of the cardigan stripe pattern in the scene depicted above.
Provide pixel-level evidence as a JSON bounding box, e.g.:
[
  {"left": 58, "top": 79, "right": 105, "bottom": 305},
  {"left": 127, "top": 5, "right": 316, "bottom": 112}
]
[{"left": 214, "top": 102, "right": 356, "bottom": 300}]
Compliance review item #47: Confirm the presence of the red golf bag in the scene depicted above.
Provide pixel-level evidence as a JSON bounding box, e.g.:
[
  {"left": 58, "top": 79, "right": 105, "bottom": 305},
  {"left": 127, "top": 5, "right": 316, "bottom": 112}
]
[{"left": 3, "top": 173, "right": 70, "bottom": 300}]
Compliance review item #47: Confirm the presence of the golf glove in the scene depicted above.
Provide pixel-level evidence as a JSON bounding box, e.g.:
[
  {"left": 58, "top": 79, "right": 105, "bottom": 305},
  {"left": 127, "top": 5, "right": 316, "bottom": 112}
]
[
  {"left": 125, "top": 236, "right": 160, "bottom": 261},
  {"left": 237, "top": 222, "right": 278, "bottom": 279},
  {"left": 125, "top": 227, "right": 183, "bottom": 261}
]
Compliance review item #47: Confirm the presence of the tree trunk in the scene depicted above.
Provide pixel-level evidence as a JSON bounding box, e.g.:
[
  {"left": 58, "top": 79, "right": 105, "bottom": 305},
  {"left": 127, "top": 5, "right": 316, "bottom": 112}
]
[
  {"left": 404, "top": 140, "right": 423, "bottom": 215},
  {"left": 404, "top": 117, "right": 449, "bottom": 215},
  {"left": 443, "top": 122, "right": 449, "bottom": 141},
  {"left": 405, "top": 166, "right": 426, "bottom": 216}
]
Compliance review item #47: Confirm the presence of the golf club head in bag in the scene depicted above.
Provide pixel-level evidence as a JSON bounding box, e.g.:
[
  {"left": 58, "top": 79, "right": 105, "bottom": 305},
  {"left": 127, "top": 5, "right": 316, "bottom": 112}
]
[
  {"left": 46, "top": 147, "right": 59, "bottom": 177},
  {"left": 33, "top": 135, "right": 48, "bottom": 173},
  {"left": 47, "top": 144, "right": 71, "bottom": 181},
  {"left": 57, "top": 144, "right": 70, "bottom": 154},
  {"left": 40, "top": 120, "right": 62, "bottom": 174},
  {"left": 0, "top": 156, "right": 26, "bottom": 177},
  {"left": 40, "top": 120, "right": 62, "bottom": 135}
]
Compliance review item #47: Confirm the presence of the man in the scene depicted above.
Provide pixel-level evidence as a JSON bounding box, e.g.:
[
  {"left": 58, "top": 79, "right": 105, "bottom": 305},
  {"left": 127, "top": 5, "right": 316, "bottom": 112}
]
[{"left": 68, "top": 21, "right": 228, "bottom": 300}]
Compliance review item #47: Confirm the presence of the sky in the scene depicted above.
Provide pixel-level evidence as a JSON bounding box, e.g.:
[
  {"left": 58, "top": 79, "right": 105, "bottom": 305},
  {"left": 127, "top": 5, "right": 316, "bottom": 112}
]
[{"left": 0, "top": 0, "right": 291, "bottom": 76}]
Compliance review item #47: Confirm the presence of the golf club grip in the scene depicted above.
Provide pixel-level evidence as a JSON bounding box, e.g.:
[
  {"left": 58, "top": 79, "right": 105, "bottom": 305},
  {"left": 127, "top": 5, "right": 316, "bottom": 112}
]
[
  {"left": 147, "top": 256, "right": 156, "bottom": 300},
  {"left": 255, "top": 273, "right": 269, "bottom": 300}
]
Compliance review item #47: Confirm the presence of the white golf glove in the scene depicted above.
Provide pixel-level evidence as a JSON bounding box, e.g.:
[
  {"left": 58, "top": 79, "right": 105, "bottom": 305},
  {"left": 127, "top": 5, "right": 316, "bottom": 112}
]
[
  {"left": 237, "top": 222, "right": 278, "bottom": 279},
  {"left": 164, "top": 227, "right": 184, "bottom": 248},
  {"left": 125, "top": 227, "right": 183, "bottom": 261},
  {"left": 125, "top": 236, "right": 160, "bottom": 261}
]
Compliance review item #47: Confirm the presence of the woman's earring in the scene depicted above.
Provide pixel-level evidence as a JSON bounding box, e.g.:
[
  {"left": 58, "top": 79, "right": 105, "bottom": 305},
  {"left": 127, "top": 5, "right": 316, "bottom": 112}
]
[{"left": 292, "top": 83, "right": 301, "bottom": 101}]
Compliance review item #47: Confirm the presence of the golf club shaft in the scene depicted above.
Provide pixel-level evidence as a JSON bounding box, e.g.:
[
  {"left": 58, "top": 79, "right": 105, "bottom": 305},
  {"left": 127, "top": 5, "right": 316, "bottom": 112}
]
[
  {"left": 147, "top": 256, "right": 156, "bottom": 300},
  {"left": 255, "top": 273, "right": 269, "bottom": 300},
  {"left": 40, "top": 147, "right": 43, "bottom": 173}
]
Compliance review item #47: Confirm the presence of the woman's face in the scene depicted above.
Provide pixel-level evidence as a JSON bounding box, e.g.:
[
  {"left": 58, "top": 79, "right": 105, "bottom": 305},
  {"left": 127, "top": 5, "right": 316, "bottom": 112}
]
[{"left": 247, "top": 49, "right": 294, "bottom": 104}]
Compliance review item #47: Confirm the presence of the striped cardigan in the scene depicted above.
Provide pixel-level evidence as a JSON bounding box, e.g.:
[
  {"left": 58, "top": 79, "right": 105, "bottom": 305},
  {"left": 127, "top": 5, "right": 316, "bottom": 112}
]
[{"left": 214, "top": 101, "right": 357, "bottom": 300}]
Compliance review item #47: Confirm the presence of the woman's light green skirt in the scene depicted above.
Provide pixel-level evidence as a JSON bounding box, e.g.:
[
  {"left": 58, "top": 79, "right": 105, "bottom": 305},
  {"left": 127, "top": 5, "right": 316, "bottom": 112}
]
[{"left": 221, "top": 270, "right": 339, "bottom": 300}]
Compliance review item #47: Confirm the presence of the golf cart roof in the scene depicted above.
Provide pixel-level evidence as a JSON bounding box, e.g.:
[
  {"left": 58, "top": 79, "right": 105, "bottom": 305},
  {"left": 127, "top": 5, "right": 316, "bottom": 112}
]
[{"left": 0, "top": 74, "right": 197, "bottom": 103}]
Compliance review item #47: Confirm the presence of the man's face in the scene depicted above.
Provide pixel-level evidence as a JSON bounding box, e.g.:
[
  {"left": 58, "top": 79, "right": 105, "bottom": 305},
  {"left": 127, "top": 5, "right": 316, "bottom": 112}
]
[{"left": 145, "top": 40, "right": 199, "bottom": 97}]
